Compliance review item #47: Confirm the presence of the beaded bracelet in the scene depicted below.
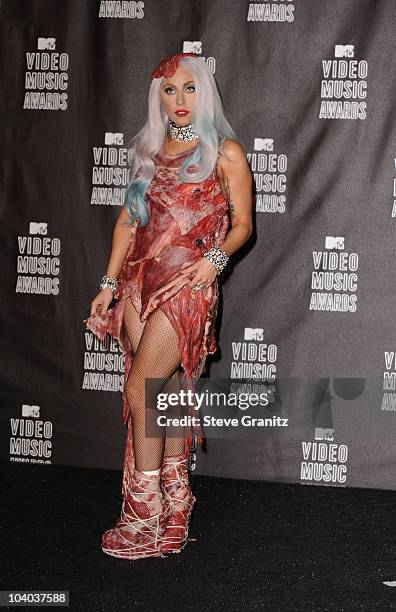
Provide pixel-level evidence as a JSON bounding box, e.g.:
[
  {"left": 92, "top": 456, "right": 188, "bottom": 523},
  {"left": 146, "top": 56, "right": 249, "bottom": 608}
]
[
  {"left": 203, "top": 246, "right": 229, "bottom": 275},
  {"left": 99, "top": 275, "right": 119, "bottom": 298}
]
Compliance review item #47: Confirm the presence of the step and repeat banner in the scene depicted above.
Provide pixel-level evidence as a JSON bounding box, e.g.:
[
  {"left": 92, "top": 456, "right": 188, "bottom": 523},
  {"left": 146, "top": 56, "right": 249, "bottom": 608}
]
[{"left": 1, "top": 0, "right": 395, "bottom": 491}]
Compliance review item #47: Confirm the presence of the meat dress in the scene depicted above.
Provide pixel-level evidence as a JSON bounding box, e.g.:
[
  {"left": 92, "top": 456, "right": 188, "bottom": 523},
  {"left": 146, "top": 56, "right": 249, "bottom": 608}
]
[{"left": 83, "top": 137, "right": 229, "bottom": 489}]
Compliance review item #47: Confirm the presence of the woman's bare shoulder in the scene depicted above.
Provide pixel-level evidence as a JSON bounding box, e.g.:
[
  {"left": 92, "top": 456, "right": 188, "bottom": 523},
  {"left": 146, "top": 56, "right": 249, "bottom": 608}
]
[
  {"left": 218, "top": 138, "right": 246, "bottom": 166},
  {"left": 216, "top": 139, "right": 246, "bottom": 189}
]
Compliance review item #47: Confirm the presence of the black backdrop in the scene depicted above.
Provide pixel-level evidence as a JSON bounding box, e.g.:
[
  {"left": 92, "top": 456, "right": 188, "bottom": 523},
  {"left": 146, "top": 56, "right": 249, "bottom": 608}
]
[{"left": 1, "top": 0, "right": 396, "bottom": 491}]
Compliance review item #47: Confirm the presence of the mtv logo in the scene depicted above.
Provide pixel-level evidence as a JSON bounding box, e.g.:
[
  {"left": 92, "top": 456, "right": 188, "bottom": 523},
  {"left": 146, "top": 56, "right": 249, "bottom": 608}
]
[
  {"left": 315, "top": 427, "right": 334, "bottom": 441},
  {"left": 22, "top": 404, "right": 40, "bottom": 418},
  {"left": 38, "top": 37, "right": 56, "bottom": 50},
  {"left": 244, "top": 327, "right": 264, "bottom": 341},
  {"left": 254, "top": 138, "right": 273, "bottom": 152},
  {"left": 105, "top": 132, "right": 124, "bottom": 146},
  {"left": 29, "top": 222, "right": 48, "bottom": 235},
  {"left": 183, "top": 41, "right": 202, "bottom": 54},
  {"left": 325, "top": 236, "right": 344, "bottom": 250},
  {"left": 334, "top": 44, "right": 354, "bottom": 58}
]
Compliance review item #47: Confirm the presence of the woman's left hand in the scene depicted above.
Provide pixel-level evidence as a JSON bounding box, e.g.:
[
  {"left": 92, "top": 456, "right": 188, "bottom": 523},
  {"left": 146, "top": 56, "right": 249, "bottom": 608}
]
[{"left": 181, "top": 257, "right": 218, "bottom": 291}]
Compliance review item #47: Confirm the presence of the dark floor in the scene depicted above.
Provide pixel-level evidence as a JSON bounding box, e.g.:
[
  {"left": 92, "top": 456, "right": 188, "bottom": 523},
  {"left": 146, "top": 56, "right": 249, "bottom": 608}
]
[{"left": 0, "top": 461, "right": 395, "bottom": 611}]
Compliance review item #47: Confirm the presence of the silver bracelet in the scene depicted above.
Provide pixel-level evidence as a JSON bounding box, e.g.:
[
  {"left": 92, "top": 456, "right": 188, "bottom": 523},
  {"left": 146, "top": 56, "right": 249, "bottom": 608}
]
[
  {"left": 99, "top": 275, "right": 119, "bottom": 297},
  {"left": 203, "top": 246, "right": 229, "bottom": 275}
]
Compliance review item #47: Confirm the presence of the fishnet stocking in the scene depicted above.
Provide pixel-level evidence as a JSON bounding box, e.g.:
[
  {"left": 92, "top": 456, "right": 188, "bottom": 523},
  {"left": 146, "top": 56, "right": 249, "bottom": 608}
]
[
  {"left": 123, "top": 297, "right": 185, "bottom": 471},
  {"left": 161, "top": 370, "right": 187, "bottom": 457}
]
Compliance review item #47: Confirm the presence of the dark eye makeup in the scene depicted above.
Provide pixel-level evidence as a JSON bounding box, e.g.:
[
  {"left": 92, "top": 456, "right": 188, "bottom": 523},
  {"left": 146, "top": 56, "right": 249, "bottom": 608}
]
[{"left": 164, "top": 84, "right": 195, "bottom": 94}]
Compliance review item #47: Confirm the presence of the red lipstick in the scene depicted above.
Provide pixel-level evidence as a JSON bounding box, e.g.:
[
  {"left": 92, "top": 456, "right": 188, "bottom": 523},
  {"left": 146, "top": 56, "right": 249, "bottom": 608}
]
[{"left": 175, "top": 109, "right": 189, "bottom": 116}]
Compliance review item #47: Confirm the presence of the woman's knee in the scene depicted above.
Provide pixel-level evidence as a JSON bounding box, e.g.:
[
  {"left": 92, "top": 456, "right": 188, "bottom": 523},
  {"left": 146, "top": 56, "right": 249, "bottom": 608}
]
[{"left": 124, "top": 373, "right": 165, "bottom": 418}]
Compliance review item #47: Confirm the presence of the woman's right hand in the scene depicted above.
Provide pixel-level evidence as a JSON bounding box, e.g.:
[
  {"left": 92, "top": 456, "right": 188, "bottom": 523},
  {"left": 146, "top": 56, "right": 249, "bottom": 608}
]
[{"left": 89, "top": 288, "right": 115, "bottom": 317}]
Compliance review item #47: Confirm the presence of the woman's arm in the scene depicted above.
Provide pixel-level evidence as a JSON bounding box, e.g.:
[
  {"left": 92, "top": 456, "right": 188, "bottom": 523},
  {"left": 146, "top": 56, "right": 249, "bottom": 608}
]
[
  {"left": 105, "top": 206, "right": 136, "bottom": 278},
  {"left": 217, "top": 139, "right": 253, "bottom": 256},
  {"left": 88, "top": 207, "right": 135, "bottom": 317}
]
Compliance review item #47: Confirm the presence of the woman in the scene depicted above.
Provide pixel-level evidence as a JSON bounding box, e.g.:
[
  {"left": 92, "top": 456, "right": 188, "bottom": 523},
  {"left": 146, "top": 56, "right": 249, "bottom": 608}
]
[{"left": 83, "top": 52, "right": 253, "bottom": 560}]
